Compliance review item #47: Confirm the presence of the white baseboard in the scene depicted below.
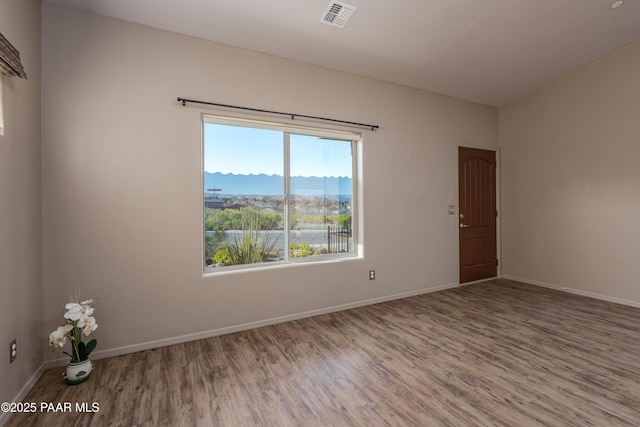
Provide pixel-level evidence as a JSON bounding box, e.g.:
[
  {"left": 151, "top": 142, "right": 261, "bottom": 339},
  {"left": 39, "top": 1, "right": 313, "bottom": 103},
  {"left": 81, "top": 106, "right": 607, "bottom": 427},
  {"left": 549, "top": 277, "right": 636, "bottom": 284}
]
[
  {"left": 0, "top": 362, "right": 45, "bottom": 427},
  {"left": 45, "top": 281, "right": 459, "bottom": 369},
  {"left": 459, "top": 276, "right": 499, "bottom": 286},
  {"left": 501, "top": 274, "right": 640, "bottom": 309}
]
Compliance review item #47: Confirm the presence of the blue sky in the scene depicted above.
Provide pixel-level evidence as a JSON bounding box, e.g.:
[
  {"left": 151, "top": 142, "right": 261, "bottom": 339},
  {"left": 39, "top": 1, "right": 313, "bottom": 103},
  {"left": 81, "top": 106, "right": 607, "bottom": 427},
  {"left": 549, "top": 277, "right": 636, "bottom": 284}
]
[{"left": 204, "top": 123, "right": 352, "bottom": 177}]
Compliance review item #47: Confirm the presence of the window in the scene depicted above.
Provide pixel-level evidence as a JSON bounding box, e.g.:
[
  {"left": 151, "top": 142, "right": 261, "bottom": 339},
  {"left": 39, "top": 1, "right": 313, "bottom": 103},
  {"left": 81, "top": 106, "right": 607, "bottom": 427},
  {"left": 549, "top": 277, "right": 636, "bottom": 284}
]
[{"left": 203, "top": 116, "right": 359, "bottom": 271}]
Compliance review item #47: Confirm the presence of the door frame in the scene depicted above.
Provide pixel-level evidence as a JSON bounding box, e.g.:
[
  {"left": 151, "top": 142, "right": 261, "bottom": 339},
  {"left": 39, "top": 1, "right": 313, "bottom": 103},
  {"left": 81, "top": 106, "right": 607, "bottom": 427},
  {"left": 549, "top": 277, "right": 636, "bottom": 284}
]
[{"left": 457, "top": 146, "right": 501, "bottom": 285}]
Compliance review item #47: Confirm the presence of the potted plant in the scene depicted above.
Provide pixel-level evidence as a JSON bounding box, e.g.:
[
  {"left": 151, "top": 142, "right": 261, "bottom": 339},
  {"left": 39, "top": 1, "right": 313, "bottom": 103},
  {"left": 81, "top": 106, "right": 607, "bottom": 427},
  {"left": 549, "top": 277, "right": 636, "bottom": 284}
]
[{"left": 49, "top": 292, "right": 98, "bottom": 384}]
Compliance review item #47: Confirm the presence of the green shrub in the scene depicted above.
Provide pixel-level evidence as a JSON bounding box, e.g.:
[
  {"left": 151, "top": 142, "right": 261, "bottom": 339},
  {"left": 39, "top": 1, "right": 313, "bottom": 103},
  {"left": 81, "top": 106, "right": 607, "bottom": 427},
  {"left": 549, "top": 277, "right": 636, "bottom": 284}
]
[
  {"left": 291, "top": 243, "right": 315, "bottom": 258},
  {"left": 337, "top": 214, "right": 352, "bottom": 228},
  {"left": 212, "top": 209, "right": 279, "bottom": 266},
  {"left": 213, "top": 245, "right": 232, "bottom": 265}
]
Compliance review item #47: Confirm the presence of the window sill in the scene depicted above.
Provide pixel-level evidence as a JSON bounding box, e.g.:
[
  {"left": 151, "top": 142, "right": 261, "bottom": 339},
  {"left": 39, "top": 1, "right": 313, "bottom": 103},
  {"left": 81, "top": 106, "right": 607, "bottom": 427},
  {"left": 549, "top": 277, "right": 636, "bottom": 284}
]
[{"left": 202, "top": 253, "right": 362, "bottom": 278}]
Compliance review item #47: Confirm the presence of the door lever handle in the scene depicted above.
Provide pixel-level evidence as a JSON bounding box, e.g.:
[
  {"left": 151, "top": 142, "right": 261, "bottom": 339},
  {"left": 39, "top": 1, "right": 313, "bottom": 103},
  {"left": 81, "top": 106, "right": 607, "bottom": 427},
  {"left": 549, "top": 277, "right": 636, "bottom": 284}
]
[{"left": 459, "top": 223, "right": 470, "bottom": 228}]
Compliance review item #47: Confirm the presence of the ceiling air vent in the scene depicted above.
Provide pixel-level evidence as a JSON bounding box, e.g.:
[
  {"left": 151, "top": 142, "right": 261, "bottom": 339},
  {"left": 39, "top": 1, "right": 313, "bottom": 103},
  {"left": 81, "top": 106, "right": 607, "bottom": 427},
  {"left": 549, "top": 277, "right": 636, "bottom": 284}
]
[{"left": 320, "top": 1, "right": 357, "bottom": 29}]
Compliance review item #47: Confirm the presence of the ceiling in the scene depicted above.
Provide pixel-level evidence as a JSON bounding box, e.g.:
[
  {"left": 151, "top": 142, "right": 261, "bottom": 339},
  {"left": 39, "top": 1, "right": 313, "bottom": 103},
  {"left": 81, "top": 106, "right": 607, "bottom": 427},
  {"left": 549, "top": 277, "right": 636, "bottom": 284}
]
[{"left": 43, "top": 0, "right": 640, "bottom": 107}]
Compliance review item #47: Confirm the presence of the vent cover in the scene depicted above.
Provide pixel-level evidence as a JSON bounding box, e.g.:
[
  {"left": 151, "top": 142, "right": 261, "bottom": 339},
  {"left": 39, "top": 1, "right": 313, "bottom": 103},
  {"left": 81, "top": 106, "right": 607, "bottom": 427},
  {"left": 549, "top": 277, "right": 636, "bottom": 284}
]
[{"left": 320, "top": 1, "right": 357, "bottom": 29}]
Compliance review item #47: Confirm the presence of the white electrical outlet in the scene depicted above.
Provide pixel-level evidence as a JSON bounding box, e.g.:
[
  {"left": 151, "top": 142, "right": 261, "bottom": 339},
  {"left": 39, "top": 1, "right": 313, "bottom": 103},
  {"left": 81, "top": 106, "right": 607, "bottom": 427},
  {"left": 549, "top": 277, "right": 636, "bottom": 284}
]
[
  {"left": 9, "top": 338, "right": 17, "bottom": 363},
  {"left": 369, "top": 270, "right": 375, "bottom": 280}
]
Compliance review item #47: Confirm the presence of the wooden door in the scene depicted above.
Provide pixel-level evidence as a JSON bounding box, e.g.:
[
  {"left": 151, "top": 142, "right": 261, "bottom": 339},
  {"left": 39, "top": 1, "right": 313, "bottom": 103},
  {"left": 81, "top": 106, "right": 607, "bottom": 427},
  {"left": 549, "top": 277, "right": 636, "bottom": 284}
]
[{"left": 459, "top": 147, "right": 497, "bottom": 283}]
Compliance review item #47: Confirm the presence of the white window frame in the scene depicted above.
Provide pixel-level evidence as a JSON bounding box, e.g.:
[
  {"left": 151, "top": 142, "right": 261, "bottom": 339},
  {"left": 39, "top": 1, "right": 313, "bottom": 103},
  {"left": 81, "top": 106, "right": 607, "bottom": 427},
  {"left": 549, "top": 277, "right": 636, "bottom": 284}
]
[{"left": 202, "top": 114, "right": 361, "bottom": 273}]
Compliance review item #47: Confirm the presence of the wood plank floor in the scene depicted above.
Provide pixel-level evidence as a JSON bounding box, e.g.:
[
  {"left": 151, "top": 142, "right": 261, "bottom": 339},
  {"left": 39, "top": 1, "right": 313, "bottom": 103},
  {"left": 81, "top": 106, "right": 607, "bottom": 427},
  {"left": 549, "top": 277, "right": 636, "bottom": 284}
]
[{"left": 6, "top": 279, "right": 640, "bottom": 426}]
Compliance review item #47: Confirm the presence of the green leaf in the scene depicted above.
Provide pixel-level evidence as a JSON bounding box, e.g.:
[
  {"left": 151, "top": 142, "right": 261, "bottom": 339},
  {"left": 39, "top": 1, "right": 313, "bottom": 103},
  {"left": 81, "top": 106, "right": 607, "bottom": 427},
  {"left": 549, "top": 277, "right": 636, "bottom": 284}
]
[
  {"left": 77, "top": 341, "right": 86, "bottom": 361},
  {"left": 84, "top": 339, "right": 97, "bottom": 358}
]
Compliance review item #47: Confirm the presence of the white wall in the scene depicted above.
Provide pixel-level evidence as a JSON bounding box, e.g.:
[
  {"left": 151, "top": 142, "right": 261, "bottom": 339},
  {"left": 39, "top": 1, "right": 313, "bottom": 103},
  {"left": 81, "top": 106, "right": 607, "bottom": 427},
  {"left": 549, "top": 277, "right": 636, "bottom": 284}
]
[
  {"left": 0, "top": 0, "right": 42, "bottom": 409},
  {"left": 41, "top": 5, "right": 497, "bottom": 360},
  {"left": 500, "top": 37, "right": 640, "bottom": 304}
]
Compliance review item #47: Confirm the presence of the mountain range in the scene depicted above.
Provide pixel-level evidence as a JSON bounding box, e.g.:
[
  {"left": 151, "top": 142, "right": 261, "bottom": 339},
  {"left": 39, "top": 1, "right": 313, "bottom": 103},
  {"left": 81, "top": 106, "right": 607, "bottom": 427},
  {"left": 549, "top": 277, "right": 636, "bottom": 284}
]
[{"left": 204, "top": 172, "right": 352, "bottom": 196}]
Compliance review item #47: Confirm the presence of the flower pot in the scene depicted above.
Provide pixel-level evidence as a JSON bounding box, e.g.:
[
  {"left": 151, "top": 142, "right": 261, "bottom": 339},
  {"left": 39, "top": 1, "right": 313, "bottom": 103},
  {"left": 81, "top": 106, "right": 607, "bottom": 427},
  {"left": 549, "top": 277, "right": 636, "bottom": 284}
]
[{"left": 65, "top": 358, "right": 93, "bottom": 385}]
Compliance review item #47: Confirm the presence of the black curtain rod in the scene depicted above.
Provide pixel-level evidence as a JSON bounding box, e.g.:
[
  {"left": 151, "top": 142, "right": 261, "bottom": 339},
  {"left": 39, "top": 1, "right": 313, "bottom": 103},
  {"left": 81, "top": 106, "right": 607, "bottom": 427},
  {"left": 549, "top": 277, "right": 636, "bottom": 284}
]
[{"left": 177, "top": 97, "right": 379, "bottom": 131}]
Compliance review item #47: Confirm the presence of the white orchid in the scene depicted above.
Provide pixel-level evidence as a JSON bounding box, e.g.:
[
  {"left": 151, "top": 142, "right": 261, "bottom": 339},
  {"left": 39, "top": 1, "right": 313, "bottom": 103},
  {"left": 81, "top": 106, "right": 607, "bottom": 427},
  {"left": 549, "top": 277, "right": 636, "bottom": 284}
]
[
  {"left": 64, "top": 303, "right": 84, "bottom": 321},
  {"left": 49, "top": 324, "right": 73, "bottom": 349},
  {"left": 49, "top": 291, "right": 98, "bottom": 363},
  {"left": 78, "top": 315, "right": 98, "bottom": 336}
]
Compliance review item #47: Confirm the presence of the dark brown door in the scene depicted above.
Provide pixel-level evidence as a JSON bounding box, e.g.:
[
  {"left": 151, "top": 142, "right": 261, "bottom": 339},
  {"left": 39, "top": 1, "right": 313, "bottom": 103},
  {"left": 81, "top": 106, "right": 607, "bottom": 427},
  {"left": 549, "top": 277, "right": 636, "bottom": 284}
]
[{"left": 459, "top": 147, "right": 497, "bottom": 283}]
